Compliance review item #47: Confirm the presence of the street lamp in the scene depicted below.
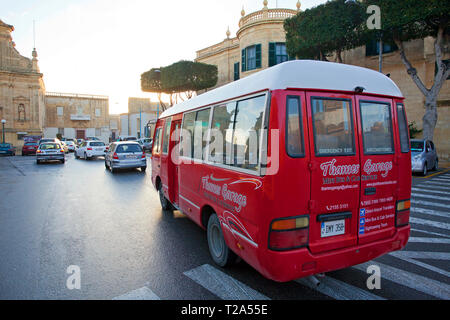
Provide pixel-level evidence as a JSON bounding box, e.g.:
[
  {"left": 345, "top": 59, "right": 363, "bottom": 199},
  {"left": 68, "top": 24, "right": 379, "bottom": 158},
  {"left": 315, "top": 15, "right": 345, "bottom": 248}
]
[{"left": 1, "top": 119, "right": 6, "bottom": 144}]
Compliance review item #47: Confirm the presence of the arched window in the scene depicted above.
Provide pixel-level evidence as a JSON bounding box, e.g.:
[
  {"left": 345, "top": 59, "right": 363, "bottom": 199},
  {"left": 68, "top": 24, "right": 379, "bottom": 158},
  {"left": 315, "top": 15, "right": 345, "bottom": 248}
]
[{"left": 18, "top": 104, "right": 25, "bottom": 121}]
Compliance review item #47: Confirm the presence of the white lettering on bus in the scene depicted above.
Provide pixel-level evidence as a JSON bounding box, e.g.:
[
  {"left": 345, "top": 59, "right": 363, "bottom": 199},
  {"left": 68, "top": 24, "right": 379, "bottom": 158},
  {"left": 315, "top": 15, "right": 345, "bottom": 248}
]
[
  {"left": 320, "top": 159, "right": 360, "bottom": 177},
  {"left": 363, "top": 159, "right": 393, "bottom": 178}
]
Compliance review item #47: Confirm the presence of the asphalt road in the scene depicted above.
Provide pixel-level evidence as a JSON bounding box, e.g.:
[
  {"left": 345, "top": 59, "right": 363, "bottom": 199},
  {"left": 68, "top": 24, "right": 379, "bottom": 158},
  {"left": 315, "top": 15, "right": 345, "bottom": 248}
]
[{"left": 0, "top": 154, "right": 449, "bottom": 300}]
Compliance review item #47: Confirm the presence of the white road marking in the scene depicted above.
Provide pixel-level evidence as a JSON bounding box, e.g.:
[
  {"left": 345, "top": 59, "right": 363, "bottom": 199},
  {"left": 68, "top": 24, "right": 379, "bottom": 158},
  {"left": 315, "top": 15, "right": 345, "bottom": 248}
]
[
  {"left": 388, "top": 252, "right": 450, "bottom": 278},
  {"left": 353, "top": 261, "right": 450, "bottom": 299},
  {"left": 390, "top": 251, "right": 450, "bottom": 260},
  {"left": 410, "top": 217, "right": 450, "bottom": 231},
  {"left": 411, "top": 199, "right": 450, "bottom": 210},
  {"left": 112, "top": 286, "right": 161, "bottom": 300},
  {"left": 408, "top": 237, "right": 450, "bottom": 244},
  {"left": 295, "top": 276, "right": 384, "bottom": 300},
  {"left": 423, "top": 181, "right": 450, "bottom": 187},
  {"left": 416, "top": 185, "right": 450, "bottom": 192},
  {"left": 411, "top": 207, "right": 449, "bottom": 219},
  {"left": 411, "top": 228, "right": 450, "bottom": 238},
  {"left": 411, "top": 188, "right": 450, "bottom": 196},
  {"left": 411, "top": 193, "right": 450, "bottom": 202},
  {"left": 432, "top": 178, "right": 450, "bottom": 182},
  {"left": 184, "top": 264, "right": 270, "bottom": 300}
]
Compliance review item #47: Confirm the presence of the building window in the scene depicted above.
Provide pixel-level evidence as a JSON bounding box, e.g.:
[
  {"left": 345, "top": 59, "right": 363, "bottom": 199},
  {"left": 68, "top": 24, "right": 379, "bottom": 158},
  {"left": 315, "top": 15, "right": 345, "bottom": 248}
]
[
  {"left": 18, "top": 104, "right": 25, "bottom": 121},
  {"left": 234, "top": 62, "right": 240, "bottom": 81},
  {"left": 242, "top": 44, "right": 261, "bottom": 72},
  {"left": 57, "top": 106, "right": 64, "bottom": 116},
  {"left": 269, "top": 43, "right": 289, "bottom": 67},
  {"left": 95, "top": 108, "right": 101, "bottom": 117},
  {"left": 366, "top": 39, "right": 398, "bottom": 56}
]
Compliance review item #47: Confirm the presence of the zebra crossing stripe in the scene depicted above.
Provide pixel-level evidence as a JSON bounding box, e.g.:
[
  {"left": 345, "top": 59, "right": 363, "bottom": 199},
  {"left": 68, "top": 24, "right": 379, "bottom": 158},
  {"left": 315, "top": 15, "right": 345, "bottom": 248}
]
[
  {"left": 411, "top": 188, "right": 450, "bottom": 196},
  {"left": 295, "top": 275, "right": 384, "bottom": 300},
  {"left": 423, "top": 181, "right": 450, "bottom": 187},
  {"left": 353, "top": 261, "right": 450, "bottom": 299},
  {"left": 411, "top": 199, "right": 449, "bottom": 209},
  {"left": 411, "top": 207, "right": 449, "bottom": 219},
  {"left": 184, "top": 264, "right": 270, "bottom": 300},
  {"left": 408, "top": 237, "right": 450, "bottom": 244},
  {"left": 411, "top": 228, "right": 450, "bottom": 238},
  {"left": 410, "top": 217, "right": 450, "bottom": 231},
  {"left": 411, "top": 193, "right": 450, "bottom": 201},
  {"left": 112, "top": 286, "right": 161, "bottom": 300},
  {"left": 416, "top": 185, "right": 450, "bottom": 192},
  {"left": 391, "top": 251, "right": 450, "bottom": 260},
  {"left": 388, "top": 252, "right": 450, "bottom": 278}
]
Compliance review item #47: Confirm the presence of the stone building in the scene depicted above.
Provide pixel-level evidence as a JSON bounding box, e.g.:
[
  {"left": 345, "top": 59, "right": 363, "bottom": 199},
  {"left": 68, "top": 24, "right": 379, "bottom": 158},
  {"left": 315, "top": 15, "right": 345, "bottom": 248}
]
[
  {"left": 0, "top": 18, "right": 116, "bottom": 148},
  {"left": 120, "top": 97, "right": 159, "bottom": 139},
  {"left": 44, "top": 92, "right": 112, "bottom": 143},
  {"left": 0, "top": 19, "right": 46, "bottom": 146},
  {"left": 195, "top": 1, "right": 450, "bottom": 161},
  {"left": 196, "top": 1, "right": 299, "bottom": 90}
]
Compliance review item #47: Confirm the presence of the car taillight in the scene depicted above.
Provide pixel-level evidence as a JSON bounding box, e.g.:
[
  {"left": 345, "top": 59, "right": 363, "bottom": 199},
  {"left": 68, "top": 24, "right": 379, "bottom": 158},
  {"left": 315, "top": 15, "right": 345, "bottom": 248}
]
[
  {"left": 396, "top": 199, "right": 410, "bottom": 227},
  {"left": 60, "top": 149, "right": 65, "bottom": 153},
  {"left": 37, "top": 150, "right": 42, "bottom": 153},
  {"left": 87, "top": 148, "right": 92, "bottom": 151},
  {"left": 113, "top": 153, "right": 119, "bottom": 160},
  {"left": 269, "top": 216, "right": 309, "bottom": 251},
  {"left": 142, "top": 153, "right": 146, "bottom": 159}
]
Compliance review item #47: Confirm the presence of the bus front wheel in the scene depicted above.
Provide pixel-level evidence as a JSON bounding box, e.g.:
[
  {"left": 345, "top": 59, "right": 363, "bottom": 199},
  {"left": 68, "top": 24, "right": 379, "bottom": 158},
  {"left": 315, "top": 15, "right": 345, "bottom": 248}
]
[{"left": 207, "top": 214, "right": 237, "bottom": 268}]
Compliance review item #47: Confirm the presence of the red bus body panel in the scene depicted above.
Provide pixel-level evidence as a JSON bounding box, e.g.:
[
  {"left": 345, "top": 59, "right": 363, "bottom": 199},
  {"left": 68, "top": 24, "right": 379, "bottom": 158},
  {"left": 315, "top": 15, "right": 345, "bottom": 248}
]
[{"left": 151, "top": 87, "right": 411, "bottom": 282}]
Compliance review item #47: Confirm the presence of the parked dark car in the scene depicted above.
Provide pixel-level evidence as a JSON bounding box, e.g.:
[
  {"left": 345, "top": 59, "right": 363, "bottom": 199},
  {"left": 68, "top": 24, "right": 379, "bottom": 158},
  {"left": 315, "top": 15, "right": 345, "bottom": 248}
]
[
  {"left": 411, "top": 139, "right": 439, "bottom": 176},
  {"left": 0, "top": 143, "right": 16, "bottom": 156},
  {"left": 22, "top": 142, "right": 39, "bottom": 156}
]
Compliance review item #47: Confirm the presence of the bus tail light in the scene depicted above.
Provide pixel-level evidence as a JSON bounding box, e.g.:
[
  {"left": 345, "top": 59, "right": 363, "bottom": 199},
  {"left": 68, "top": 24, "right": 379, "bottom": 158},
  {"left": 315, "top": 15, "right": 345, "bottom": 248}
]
[
  {"left": 396, "top": 199, "right": 410, "bottom": 227},
  {"left": 269, "top": 216, "right": 309, "bottom": 251}
]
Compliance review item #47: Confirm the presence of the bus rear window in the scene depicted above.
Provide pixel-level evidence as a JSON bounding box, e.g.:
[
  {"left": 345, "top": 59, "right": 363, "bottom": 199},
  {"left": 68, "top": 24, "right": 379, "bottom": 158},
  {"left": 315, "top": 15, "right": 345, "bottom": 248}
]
[
  {"left": 311, "top": 98, "right": 354, "bottom": 156},
  {"left": 286, "top": 96, "right": 304, "bottom": 157},
  {"left": 360, "top": 101, "right": 394, "bottom": 154}
]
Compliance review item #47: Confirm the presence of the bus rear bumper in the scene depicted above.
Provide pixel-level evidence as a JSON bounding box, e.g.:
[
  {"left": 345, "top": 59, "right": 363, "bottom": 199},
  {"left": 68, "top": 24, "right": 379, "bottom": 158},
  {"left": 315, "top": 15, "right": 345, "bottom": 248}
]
[{"left": 261, "top": 225, "right": 410, "bottom": 282}]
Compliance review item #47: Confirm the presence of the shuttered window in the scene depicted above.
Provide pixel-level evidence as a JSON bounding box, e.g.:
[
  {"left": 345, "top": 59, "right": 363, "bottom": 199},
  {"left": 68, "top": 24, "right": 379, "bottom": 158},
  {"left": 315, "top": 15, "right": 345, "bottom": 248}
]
[{"left": 242, "top": 44, "right": 261, "bottom": 72}]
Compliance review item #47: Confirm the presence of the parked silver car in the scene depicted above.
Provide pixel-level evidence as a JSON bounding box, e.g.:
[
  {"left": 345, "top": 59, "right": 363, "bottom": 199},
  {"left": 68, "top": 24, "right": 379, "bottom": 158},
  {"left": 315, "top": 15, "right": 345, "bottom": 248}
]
[
  {"left": 36, "top": 142, "right": 65, "bottom": 164},
  {"left": 411, "top": 139, "right": 438, "bottom": 176},
  {"left": 104, "top": 141, "right": 147, "bottom": 173}
]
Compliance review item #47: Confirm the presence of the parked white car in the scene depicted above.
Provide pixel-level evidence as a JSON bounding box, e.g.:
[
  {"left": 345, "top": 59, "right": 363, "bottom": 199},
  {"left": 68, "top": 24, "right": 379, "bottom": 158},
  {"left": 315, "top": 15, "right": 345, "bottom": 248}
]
[
  {"left": 65, "top": 140, "right": 76, "bottom": 152},
  {"left": 75, "top": 141, "right": 107, "bottom": 160}
]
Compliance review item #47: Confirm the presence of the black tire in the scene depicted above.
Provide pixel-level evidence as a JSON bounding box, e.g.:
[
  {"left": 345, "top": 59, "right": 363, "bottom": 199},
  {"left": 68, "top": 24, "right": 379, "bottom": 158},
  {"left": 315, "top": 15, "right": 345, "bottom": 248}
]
[
  {"left": 61, "top": 159, "right": 65, "bottom": 164},
  {"left": 422, "top": 163, "right": 428, "bottom": 176},
  {"left": 105, "top": 161, "right": 108, "bottom": 169},
  {"left": 207, "top": 214, "right": 237, "bottom": 268},
  {"left": 158, "top": 186, "right": 173, "bottom": 211},
  {"left": 36, "top": 160, "right": 41, "bottom": 165},
  {"left": 433, "top": 159, "right": 439, "bottom": 171},
  {"left": 141, "top": 166, "right": 147, "bottom": 172},
  {"left": 75, "top": 153, "right": 79, "bottom": 159},
  {"left": 84, "top": 153, "right": 89, "bottom": 160}
]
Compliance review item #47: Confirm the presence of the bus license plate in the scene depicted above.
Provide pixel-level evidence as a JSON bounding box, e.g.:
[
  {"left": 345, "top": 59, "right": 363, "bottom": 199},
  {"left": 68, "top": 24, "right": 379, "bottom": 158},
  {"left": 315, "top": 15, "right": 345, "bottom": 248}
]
[{"left": 321, "top": 220, "right": 345, "bottom": 238}]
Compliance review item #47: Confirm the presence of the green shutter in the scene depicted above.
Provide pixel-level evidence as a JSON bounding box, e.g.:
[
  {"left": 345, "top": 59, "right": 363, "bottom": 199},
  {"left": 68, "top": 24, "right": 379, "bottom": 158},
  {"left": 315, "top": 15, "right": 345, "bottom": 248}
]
[
  {"left": 255, "top": 44, "right": 261, "bottom": 69},
  {"left": 269, "top": 42, "right": 276, "bottom": 67},
  {"left": 242, "top": 49, "right": 246, "bottom": 72},
  {"left": 234, "top": 62, "right": 240, "bottom": 81}
]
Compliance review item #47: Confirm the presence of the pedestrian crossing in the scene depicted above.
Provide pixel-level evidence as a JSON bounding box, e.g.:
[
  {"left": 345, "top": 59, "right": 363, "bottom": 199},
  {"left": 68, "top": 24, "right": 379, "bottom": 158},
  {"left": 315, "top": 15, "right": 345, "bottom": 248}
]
[{"left": 113, "top": 172, "right": 450, "bottom": 301}]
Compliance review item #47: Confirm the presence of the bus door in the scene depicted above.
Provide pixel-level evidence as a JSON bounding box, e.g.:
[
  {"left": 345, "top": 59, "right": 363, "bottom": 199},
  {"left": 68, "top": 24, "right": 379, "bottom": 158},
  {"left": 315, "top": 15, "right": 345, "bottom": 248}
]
[
  {"left": 169, "top": 119, "right": 182, "bottom": 207},
  {"left": 160, "top": 118, "right": 172, "bottom": 198},
  {"left": 306, "top": 92, "right": 361, "bottom": 254},
  {"left": 151, "top": 123, "right": 164, "bottom": 188},
  {"left": 355, "top": 96, "right": 398, "bottom": 245}
]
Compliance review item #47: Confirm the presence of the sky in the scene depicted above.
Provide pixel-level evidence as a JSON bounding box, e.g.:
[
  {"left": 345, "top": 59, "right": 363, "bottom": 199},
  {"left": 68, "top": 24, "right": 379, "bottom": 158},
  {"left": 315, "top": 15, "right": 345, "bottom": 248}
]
[{"left": 1, "top": 0, "right": 327, "bottom": 114}]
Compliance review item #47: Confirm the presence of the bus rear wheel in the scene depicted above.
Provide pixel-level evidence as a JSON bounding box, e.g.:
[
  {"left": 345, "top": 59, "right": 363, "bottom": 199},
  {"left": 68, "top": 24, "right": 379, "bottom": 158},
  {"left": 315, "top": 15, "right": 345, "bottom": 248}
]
[
  {"left": 158, "top": 186, "right": 173, "bottom": 211},
  {"left": 207, "top": 214, "right": 237, "bottom": 268}
]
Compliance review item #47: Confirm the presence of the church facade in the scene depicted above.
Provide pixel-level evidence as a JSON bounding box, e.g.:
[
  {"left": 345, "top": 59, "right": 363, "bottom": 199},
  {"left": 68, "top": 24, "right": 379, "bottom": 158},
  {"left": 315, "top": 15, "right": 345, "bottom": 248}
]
[{"left": 0, "top": 19, "right": 115, "bottom": 147}]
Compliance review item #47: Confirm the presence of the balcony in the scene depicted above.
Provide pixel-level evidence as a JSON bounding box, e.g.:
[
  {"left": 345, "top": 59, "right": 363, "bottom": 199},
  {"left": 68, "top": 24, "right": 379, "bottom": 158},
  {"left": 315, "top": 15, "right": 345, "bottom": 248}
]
[
  {"left": 70, "top": 114, "right": 91, "bottom": 121},
  {"left": 238, "top": 8, "right": 297, "bottom": 31}
]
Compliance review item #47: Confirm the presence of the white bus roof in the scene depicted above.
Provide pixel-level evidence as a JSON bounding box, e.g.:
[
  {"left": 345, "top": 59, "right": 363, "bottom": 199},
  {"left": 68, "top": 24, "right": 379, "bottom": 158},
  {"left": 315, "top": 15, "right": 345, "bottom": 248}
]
[{"left": 160, "top": 60, "right": 403, "bottom": 119}]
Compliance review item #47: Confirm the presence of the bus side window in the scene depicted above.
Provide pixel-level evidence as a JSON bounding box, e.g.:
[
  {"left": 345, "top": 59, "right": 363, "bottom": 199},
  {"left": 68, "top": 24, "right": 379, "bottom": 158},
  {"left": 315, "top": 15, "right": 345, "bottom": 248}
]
[
  {"left": 193, "top": 108, "right": 211, "bottom": 160},
  {"left": 162, "top": 119, "right": 172, "bottom": 154},
  {"left": 153, "top": 128, "right": 162, "bottom": 154},
  {"left": 233, "top": 95, "right": 266, "bottom": 171},
  {"left": 286, "top": 96, "right": 304, "bottom": 157},
  {"left": 396, "top": 104, "right": 410, "bottom": 153},
  {"left": 209, "top": 102, "right": 236, "bottom": 165}
]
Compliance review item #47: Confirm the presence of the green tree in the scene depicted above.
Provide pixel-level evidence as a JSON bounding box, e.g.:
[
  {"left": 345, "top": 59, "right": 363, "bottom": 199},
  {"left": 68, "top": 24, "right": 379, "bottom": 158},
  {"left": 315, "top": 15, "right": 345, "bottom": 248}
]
[
  {"left": 371, "top": 0, "right": 450, "bottom": 141},
  {"left": 284, "top": 0, "right": 366, "bottom": 61},
  {"left": 141, "top": 61, "right": 218, "bottom": 110}
]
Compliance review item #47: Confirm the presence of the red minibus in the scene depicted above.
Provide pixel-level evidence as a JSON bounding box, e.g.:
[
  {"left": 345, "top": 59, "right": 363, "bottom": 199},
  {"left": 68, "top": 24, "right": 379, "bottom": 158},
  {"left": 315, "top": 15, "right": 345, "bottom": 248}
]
[{"left": 151, "top": 60, "right": 411, "bottom": 282}]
